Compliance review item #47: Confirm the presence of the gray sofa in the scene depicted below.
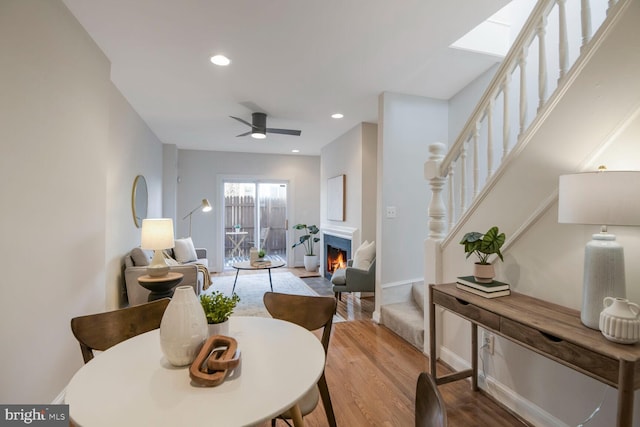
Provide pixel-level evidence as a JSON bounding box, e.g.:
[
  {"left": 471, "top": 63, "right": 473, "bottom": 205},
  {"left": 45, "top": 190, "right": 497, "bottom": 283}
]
[
  {"left": 331, "top": 258, "right": 376, "bottom": 300},
  {"left": 123, "top": 247, "right": 209, "bottom": 306}
]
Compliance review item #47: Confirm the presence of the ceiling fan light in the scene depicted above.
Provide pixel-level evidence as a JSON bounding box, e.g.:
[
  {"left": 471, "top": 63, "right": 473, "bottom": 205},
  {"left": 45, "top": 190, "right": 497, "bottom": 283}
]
[{"left": 251, "top": 131, "right": 266, "bottom": 139}]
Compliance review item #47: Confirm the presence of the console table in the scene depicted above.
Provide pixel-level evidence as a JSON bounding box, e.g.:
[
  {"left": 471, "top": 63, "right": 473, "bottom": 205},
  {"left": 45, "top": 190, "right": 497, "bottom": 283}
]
[{"left": 429, "top": 283, "right": 640, "bottom": 427}]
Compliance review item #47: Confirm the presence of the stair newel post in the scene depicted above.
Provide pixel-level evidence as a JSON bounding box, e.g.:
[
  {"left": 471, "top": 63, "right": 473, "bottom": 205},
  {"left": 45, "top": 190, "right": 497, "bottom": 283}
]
[
  {"left": 424, "top": 142, "right": 447, "bottom": 357},
  {"left": 424, "top": 143, "right": 447, "bottom": 240}
]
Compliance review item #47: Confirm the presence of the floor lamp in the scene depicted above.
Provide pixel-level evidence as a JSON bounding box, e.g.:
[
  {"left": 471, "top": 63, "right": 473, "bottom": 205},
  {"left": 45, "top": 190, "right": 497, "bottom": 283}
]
[
  {"left": 182, "top": 199, "right": 212, "bottom": 236},
  {"left": 558, "top": 169, "right": 640, "bottom": 329}
]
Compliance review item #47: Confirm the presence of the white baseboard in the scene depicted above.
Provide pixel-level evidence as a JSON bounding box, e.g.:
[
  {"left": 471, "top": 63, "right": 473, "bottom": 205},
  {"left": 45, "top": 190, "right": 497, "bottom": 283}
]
[{"left": 439, "top": 346, "right": 567, "bottom": 427}]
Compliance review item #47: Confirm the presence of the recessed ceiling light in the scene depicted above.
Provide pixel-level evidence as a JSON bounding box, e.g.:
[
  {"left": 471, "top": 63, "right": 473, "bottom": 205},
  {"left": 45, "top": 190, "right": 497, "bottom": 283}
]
[
  {"left": 331, "top": 113, "right": 344, "bottom": 119},
  {"left": 210, "top": 55, "right": 231, "bottom": 66},
  {"left": 291, "top": 149, "right": 300, "bottom": 153}
]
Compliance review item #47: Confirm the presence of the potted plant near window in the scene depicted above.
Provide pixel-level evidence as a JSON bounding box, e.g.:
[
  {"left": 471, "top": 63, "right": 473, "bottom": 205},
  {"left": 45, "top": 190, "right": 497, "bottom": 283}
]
[
  {"left": 199, "top": 291, "right": 240, "bottom": 336},
  {"left": 459, "top": 226, "right": 506, "bottom": 283},
  {"left": 292, "top": 224, "right": 320, "bottom": 272}
]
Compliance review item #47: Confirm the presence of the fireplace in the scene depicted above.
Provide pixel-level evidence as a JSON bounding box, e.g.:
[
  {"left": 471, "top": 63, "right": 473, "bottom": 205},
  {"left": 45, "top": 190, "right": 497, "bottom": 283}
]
[{"left": 324, "top": 234, "right": 351, "bottom": 280}]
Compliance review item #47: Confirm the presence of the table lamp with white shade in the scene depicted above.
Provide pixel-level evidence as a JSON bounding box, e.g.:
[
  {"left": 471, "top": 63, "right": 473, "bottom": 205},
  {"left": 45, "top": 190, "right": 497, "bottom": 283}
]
[
  {"left": 141, "top": 218, "right": 175, "bottom": 277},
  {"left": 558, "top": 168, "right": 640, "bottom": 329}
]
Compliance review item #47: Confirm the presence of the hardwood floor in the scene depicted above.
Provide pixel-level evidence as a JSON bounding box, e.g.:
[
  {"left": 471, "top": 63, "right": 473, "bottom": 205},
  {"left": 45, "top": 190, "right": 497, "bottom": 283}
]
[{"left": 222, "top": 268, "right": 528, "bottom": 426}]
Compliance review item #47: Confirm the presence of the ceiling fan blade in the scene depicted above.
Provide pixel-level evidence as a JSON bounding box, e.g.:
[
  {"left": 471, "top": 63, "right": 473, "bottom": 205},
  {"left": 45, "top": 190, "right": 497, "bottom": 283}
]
[
  {"left": 266, "top": 128, "right": 302, "bottom": 136},
  {"left": 236, "top": 131, "right": 252, "bottom": 137},
  {"left": 230, "top": 116, "right": 255, "bottom": 128}
]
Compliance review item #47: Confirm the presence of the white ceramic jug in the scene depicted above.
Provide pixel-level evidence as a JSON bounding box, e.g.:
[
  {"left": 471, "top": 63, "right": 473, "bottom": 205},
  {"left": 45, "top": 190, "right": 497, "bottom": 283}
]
[{"left": 599, "top": 297, "right": 640, "bottom": 344}]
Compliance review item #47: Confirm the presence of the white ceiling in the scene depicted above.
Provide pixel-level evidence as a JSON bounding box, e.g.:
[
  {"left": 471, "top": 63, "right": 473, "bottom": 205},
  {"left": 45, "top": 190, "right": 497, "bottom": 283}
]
[{"left": 62, "top": 0, "right": 509, "bottom": 155}]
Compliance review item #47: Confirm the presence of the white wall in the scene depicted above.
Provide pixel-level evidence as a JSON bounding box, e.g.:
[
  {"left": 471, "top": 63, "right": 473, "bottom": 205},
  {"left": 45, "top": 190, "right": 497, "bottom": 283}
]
[
  {"left": 320, "top": 122, "right": 378, "bottom": 244},
  {"left": 106, "top": 84, "right": 164, "bottom": 309},
  {"left": 175, "top": 150, "right": 320, "bottom": 271},
  {"left": 378, "top": 93, "right": 448, "bottom": 284},
  {"left": 0, "top": 0, "right": 164, "bottom": 403}
]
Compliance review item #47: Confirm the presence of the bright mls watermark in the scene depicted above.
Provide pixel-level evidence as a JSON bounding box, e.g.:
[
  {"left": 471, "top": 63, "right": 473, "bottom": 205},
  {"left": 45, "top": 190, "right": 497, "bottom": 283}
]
[{"left": 0, "top": 405, "right": 68, "bottom": 426}]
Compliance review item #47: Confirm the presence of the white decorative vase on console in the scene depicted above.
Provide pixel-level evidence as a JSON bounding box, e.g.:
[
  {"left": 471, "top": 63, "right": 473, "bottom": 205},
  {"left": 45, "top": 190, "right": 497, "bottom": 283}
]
[
  {"left": 159, "top": 285, "right": 208, "bottom": 366},
  {"left": 599, "top": 297, "right": 640, "bottom": 344}
]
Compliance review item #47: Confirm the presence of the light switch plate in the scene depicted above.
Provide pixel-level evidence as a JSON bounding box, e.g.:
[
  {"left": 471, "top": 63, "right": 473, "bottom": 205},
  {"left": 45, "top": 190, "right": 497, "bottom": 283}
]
[{"left": 386, "top": 206, "right": 397, "bottom": 218}]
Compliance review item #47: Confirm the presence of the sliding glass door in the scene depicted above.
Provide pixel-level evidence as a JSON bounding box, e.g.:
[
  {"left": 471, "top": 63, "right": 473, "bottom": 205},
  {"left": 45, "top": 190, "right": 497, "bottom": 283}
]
[{"left": 223, "top": 181, "right": 287, "bottom": 267}]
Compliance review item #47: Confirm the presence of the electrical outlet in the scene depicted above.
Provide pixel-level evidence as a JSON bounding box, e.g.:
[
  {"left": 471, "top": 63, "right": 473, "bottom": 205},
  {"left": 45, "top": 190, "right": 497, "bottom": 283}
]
[{"left": 483, "top": 331, "right": 495, "bottom": 355}]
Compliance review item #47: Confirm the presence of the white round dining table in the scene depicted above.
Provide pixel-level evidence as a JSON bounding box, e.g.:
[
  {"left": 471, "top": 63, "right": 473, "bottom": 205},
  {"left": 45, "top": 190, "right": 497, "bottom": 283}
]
[{"left": 65, "top": 316, "right": 325, "bottom": 426}]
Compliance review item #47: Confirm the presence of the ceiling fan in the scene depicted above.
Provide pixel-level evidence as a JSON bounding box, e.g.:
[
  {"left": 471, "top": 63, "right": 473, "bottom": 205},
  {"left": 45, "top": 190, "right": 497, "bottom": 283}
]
[{"left": 230, "top": 112, "right": 301, "bottom": 139}]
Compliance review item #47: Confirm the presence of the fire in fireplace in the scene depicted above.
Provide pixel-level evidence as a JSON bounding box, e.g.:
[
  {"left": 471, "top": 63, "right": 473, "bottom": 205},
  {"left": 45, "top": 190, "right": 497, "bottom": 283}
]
[
  {"left": 323, "top": 234, "right": 351, "bottom": 280},
  {"left": 326, "top": 247, "right": 347, "bottom": 275}
]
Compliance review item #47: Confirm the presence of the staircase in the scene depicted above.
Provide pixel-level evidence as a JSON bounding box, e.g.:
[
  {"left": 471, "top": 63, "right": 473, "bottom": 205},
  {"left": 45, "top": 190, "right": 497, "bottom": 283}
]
[
  {"left": 380, "top": 283, "right": 425, "bottom": 350},
  {"left": 380, "top": 0, "right": 638, "bottom": 355}
]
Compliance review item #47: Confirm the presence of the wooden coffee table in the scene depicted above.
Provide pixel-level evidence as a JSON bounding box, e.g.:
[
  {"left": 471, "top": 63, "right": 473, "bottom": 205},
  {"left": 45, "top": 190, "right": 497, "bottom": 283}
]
[{"left": 231, "top": 260, "right": 285, "bottom": 293}]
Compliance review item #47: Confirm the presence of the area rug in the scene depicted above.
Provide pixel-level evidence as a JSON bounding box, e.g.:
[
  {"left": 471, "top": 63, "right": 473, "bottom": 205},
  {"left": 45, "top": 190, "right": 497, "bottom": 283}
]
[{"left": 205, "top": 272, "right": 344, "bottom": 322}]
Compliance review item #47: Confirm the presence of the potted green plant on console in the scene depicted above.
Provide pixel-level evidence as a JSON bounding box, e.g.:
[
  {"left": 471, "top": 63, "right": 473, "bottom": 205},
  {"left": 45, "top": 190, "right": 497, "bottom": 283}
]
[
  {"left": 459, "top": 226, "right": 505, "bottom": 283},
  {"left": 200, "top": 291, "right": 240, "bottom": 336},
  {"left": 292, "top": 223, "right": 320, "bottom": 272}
]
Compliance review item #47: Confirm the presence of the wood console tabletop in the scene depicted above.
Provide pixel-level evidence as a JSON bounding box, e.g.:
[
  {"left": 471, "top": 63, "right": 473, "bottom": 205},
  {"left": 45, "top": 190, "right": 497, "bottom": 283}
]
[{"left": 429, "top": 283, "right": 640, "bottom": 427}]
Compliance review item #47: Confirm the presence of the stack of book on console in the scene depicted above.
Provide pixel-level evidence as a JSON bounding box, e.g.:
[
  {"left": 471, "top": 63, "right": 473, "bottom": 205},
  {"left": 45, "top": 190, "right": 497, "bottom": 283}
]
[{"left": 456, "top": 276, "right": 510, "bottom": 298}]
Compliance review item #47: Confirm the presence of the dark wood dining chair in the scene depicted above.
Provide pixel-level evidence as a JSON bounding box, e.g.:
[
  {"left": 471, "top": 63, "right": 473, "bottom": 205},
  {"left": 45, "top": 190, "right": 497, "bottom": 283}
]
[
  {"left": 263, "top": 292, "right": 337, "bottom": 427},
  {"left": 70, "top": 298, "right": 170, "bottom": 363},
  {"left": 415, "top": 372, "right": 448, "bottom": 427}
]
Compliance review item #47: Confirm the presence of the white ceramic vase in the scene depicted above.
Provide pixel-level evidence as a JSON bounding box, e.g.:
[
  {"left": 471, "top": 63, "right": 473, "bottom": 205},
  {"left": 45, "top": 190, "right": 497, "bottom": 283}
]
[
  {"left": 159, "top": 286, "right": 208, "bottom": 366},
  {"left": 208, "top": 319, "right": 230, "bottom": 337},
  {"left": 304, "top": 255, "right": 318, "bottom": 272},
  {"left": 599, "top": 297, "right": 640, "bottom": 344}
]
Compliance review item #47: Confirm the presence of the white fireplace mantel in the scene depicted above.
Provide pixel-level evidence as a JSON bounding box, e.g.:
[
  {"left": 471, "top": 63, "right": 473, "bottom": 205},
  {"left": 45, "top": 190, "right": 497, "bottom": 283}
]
[
  {"left": 320, "top": 225, "right": 360, "bottom": 278},
  {"left": 321, "top": 224, "right": 359, "bottom": 246}
]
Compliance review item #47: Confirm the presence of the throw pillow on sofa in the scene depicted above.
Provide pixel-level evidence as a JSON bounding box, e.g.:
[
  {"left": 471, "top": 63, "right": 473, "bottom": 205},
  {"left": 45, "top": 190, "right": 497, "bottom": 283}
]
[
  {"left": 174, "top": 237, "right": 198, "bottom": 263},
  {"left": 130, "top": 247, "right": 151, "bottom": 266},
  {"left": 353, "top": 240, "right": 375, "bottom": 270}
]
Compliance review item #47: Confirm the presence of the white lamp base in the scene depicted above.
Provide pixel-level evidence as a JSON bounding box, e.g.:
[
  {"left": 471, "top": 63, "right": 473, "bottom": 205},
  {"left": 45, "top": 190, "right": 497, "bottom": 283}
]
[
  {"left": 581, "top": 233, "right": 626, "bottom": 329},
  {"left": 147, "top": 249, "right": 169, "bottom": 277}
]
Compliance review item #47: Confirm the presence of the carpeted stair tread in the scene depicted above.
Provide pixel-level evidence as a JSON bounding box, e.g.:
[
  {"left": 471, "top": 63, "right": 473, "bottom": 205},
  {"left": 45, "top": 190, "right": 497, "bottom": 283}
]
[{"left": 380, "top": 300, "right": 424, "bottom": 350}]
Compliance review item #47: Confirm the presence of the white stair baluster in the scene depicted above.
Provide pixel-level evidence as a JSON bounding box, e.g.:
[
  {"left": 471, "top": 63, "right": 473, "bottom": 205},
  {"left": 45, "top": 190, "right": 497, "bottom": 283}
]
[{"left": 558, "top": 0, "right": 569, "bottom": 82}]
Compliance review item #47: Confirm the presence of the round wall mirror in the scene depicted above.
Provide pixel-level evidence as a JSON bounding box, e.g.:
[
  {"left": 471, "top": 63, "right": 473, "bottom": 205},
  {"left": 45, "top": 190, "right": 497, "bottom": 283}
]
[{"left": 131, "top": 175, "right": 148, "bottom": 228}]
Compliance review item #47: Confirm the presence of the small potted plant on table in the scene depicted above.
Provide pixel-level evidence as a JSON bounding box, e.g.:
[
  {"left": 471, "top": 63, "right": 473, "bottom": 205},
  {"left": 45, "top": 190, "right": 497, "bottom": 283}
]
[
  {"left": 292, "top": 224, "right": 320, "bottom": 272},
  {"left": 459, "top": 226, "right": 506, "bottom": 283},
  {"left": 199, "top": 291, "right": 240, "bottom": 336}
]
